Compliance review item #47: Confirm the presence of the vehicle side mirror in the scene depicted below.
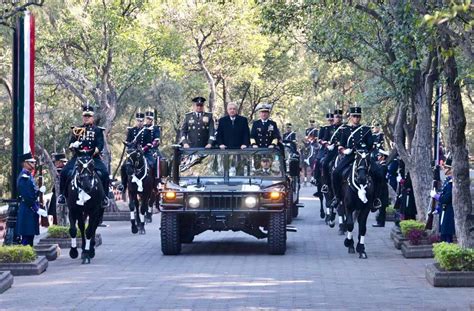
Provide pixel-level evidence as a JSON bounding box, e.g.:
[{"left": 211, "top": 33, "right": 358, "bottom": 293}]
[
  {"left": 159, "top": 159, "right": 170, "bottom": 178},
  {"left": 289, "top": 159, "right": 299, "bottom": 177}
]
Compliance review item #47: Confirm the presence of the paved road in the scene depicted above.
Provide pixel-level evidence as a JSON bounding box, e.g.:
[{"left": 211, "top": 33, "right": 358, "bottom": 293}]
[{"left": 1, "top": 187, "right": 473, "bottom": 310}]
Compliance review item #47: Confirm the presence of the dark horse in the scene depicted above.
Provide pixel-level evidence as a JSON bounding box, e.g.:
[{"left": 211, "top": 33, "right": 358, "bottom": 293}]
[
  {"left": 66, "top": 152, "right": 104, "bottom": 264},
  {"left": 325, "top": 152, "right": 347, "bottom": 235},
  {"left": 341, "top": 148, "right": 374, "bottom": 259},
  {"left": 124, "top": 142, "right": 153, "bottom": 234}
]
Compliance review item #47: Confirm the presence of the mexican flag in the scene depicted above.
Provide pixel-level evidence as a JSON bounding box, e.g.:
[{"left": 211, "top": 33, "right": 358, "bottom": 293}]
[{"left": 12, "top": 10, "right": 35, "bottom": 194}]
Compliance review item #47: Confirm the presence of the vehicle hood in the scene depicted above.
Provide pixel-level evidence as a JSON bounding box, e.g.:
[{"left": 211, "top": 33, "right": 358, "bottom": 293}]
[{"left": 168, "top": 178, "right": 285, "bottom": 192}]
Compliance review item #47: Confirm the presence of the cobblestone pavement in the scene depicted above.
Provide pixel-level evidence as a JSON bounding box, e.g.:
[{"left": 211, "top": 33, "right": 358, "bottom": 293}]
[{"left": 1, "top": 187, "right": 473, "bottom": 310}]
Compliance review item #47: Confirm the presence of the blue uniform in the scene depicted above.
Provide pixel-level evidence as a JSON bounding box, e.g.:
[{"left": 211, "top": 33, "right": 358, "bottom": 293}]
[
  {"left": 16, "top": 169, "right": 40, "bottom": 241},
  {"left": 435, "top": 176, "right": 455, "bottom": 242}
]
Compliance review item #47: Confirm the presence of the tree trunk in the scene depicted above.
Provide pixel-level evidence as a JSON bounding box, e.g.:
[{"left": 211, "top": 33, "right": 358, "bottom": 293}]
[{"left": 440, "top": 32, "right": 474, "bottom": 248}]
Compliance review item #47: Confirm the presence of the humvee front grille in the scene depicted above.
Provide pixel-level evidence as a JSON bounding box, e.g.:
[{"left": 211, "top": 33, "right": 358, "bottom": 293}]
[{"left": 201, "top": 195, "right": 243, "bottom": 211}]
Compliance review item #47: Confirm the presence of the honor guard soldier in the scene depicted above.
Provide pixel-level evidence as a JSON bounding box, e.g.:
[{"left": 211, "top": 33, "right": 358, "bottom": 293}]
[
  {"left": 180, "top": 97, "right": 215, "bottom": 148},
  {"left": 330, "top": 107, "right": 374, "bottom": 209},
  {"left": 371, "top": 122, "right": 385, "bottom": 160},
  {"left": 17, "top": 153, "right": 47, "bottom": 246},
  {"left": 430, "top": 157, "right": 455, "bottom": 243},
  {"left": 282, "top": 123, "right": 297, "bottom": 152},
  {"left": 119, "top": 112, "right": 153, "bottom": 192},
  {"left": 58, "top": 104, "right": 109, "bottom": 207},
  {"left": 373, "top": 149, "right": 390, "bottom": 227},
  {"left": 48, "top": 152, "right": 68, "bottom": 225},
  {"left": 305, "top": 120, "right": 318, "bottom": 140},
  {"left": 320, "top": 109, "right": 344, "bottom": 193},
  {"left": 250, "top": 103, "right": 281, "bottom": 148},
  {"left": 313, "top": 112, "right": 334, "bottom": 196},
  {"left": 145, "top": 110, "right": 161, "bottom": 151}
]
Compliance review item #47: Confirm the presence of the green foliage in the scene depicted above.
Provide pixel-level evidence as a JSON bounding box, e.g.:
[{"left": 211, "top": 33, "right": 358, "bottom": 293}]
[
  {"left": 433, "top": 242, "right": 474, "bottom": 271},
  {"left": 386, "top": 205, "right": 396, "bottom": 215},
  {"left": 47, "top": 225, "right": 83, "bottom": 238},
  {"left": 400, "top": 220, "right": 425, "bottom": 237},
  {"left": 0, "top": 245, "right": 37, "bottom": 263}
]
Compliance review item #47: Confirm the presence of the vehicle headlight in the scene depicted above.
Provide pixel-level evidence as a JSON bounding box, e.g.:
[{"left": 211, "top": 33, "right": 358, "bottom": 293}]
[
  {"left": 270, "top": 192, "right": 281, "bottom": 200},
  {"left": 188, "top": 196, "right": 200, "bottom": 208},
  {"left": 164, "top": 191, "right": 176, "bottom": 200},
  {"left": 244, "top": 196, "right": 257, "bottom": 208}
]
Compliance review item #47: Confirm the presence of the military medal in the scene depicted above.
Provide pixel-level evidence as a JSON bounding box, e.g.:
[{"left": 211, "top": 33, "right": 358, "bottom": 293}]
[
  {"left": 268, "top": 125, "right": 274, "bottom": 131},
  {"left": 203, "top": 116, "right": 209, "bottom": 123}
]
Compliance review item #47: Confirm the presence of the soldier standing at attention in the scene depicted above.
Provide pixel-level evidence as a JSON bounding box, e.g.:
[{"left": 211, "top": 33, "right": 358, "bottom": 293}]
[
  {"left": 180, "top": 97, "right": 215, "bottom": 148},
  {"left": 282, "top": 123, "right": 297, "bottom": 152},
  {"left": 16, "top": 153, "right": 47, "bottom": 246},
  {"left": 250, "top": 103, "right": 281, "bottom": 148},
  {"left": 58, "top": 105, "right": 109, "bottom": 207},
  {"left": 48, "top": 152, "right": 68, "bottom": 225},
  {"left": 216, "top": 102, "right": 250, "bottom": 149}
]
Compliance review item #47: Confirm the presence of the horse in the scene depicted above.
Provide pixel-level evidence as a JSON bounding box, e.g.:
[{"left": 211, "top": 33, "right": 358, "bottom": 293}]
[
  {"left": 66, "top": 152, "right": 105, "bottom": 264},
  {"left": 324, "top": 152, "right": 348, "bottom": 235},
  {"left": 124, "top": 142, "right": 154, "bottom": 234},
  {"left": 340, "top": 148, "right": 374, "bottom": 259}
]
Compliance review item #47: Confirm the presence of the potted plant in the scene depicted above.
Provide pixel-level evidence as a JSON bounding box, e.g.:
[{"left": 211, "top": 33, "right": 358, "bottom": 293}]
[
  {"left": 385, "top": 205, "right": 396, "bottom": 222},
  {"left": 400, "top": 228, "right": 439, "bottom": 258},
  {"left": 426, "top": 242, "right": 474, "bottom": 287},
  {"left": 38, "top": 225, "right": 102, "bottom": 249},
  {"left": 393, "top": 220, "right": 423, "bottom": 249},
  {"left": 0, "top": 245, "right": 48, "bottom": 276}
]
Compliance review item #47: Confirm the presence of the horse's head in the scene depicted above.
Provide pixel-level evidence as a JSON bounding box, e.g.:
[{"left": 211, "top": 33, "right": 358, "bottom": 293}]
[
  {"left": 124, "top": 141, "right": 145, "bottom": 176},
  {"left": 354, "top": 148, "right": 370, "bottom": 186},
  {"left": 75, "top": 154, "right": 96, "bottom": 192}
]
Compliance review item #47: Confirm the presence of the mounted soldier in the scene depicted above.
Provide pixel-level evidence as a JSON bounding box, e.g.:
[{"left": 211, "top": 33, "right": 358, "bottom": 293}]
[
  {"left": 330, "top": 106, "right": 374, "bottom": 210},
  {"left": 305, "top": 120, "right": 317, "bottom": 141},
  {"left": 282, "top": 123, "right": 297, "bottom": 152},
  {"left": 58, "top": 104, "right": 109, "bottom": 207},
  {"left": 119, "top": 112, "right": 153, "bottom": 193},
  {"left": 371, "top": 122, "right": 385, "bottom": 161},
  {"left": 320, "top": 108, "right": 344, "bottom": 194},
  {"left": 180, "top": 97, "right": 215, "bottom": 148},
  {"left": 145, "top": 110, "right": 161, "bottom": 187},
  {"left": 250, "top": 103, "right": 281, "bottom": 149}
]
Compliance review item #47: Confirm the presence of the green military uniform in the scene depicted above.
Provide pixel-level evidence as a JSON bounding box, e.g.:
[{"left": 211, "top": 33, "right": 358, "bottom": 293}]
[{"left": 180, "top": 111, "right": 216, "bottom": 148}]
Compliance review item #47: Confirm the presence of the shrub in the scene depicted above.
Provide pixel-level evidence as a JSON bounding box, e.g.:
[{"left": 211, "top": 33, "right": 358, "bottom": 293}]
[
  {"left": 0, "top": 245, "right": 37, "bottom": 263},
  {"left": 407, "top": 229, "right": 425, "bottom": 245},
  {"left": 433, "top": 242, "right": 474, "bottom": 271},
  {"left": 386, "top": 205, "right": 396, "bottom": 215},
  {"left": 47, "top": 225, "right": 84, "bottom": 238},
  {"left": 400, "top": 220, "right": 425, "bottom": 237}
]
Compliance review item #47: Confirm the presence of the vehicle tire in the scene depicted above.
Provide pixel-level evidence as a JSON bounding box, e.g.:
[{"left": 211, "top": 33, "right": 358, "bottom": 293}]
[
  {"left": 286, "top": 192, "right": 293, "bottom": 224},
  {"left": 268, "top": 212, "right": 286, "bottom": 255},
  {"left": 161, "top": 213, "right": 181, "bottom": 255}
]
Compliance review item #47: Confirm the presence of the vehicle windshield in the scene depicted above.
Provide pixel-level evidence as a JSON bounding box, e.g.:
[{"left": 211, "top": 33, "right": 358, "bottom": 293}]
[{"left": 179, "top": 149, "right": 284, "bottom": 178}]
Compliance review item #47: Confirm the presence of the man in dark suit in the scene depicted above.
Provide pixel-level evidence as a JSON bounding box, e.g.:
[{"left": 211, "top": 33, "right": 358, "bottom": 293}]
[{"left": 216, "top": 102, "right": 250, "bottom": 149}]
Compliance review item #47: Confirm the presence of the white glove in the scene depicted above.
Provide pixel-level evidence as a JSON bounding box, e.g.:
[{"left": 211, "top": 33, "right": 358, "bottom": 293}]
[
  {"left": 327, "top": 144, "right": 334, "bottom": 151},
  {"left": 69, "top": 141, "right": 81, "bottom": 149},
  {"left": 39, "top": 186, "right": 46, "bottom": 193},
  {"left": 430, "top": 189, "right": 437, "bottom": 198},
  {"left": 343, "top": 149, "right": 352, "bottom": 155},
  {"left": 396, "top": 175, "right": 402, "bottom": 183},
  {"left": 37, "top": 208, "right": 47, "bottom": 217}
]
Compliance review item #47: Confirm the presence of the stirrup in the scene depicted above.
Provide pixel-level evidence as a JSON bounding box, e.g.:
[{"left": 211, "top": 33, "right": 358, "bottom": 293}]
[
  {"left": 373, "top": 198, "right": 382, "bottom": 209},
  {"left": 57, "top": 194, "right": 66, "bottom": 205},
  {"left": 102, "top": 197, "right": 109, "bottom": 207},
  {"left": 321, "top": 184, "right": 328, "bottom": 194}
]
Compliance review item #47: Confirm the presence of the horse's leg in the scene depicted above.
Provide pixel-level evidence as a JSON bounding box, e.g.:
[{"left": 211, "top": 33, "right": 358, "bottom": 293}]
[
  {"left": 77, "top": 213, "right": 87, "bottom": 262},
  {"left": 68, "top": 210, "right": 79, "bottom": 259},
  {"left": 344, "top": 200, "right": 355, "bottom": 254},
  {"left": 138, "top": 193, "right": 147, "bottom": 235},
  {"left": 83, "top": 205, "right": 101, "bottom": 263},
  {"left": 146, "top": 190, "right": 154, "bottom": 223},
  {"left": 129, "top": 190, "right": 138, "bottom": 234},
  {"left": 356, "top": 206, "right": 370, "bottom": 259}
]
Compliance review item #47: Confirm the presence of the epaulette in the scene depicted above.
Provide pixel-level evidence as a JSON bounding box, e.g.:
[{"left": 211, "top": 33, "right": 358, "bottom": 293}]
[
  {"left": 97, "top": 126, "right": 106, "bottom": 130},
  {"left": 127, "top": 126, "right": 133, "bottom": 129},
  {"left": 21, "top": 173, "right": 29, "bottom": 178},
  {"left": 185, "top": 112, "right": 193, "bottom": 115}
]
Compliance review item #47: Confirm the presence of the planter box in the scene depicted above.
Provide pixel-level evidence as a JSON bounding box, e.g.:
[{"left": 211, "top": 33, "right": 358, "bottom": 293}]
[
  {"left": 0, "top": 256, "right": 48, "bottom": 276},
  {"left": 390, "top": 226, "right": 401, "bottom": 240},
  {"left": 393, "top": 231, "right": 407, "bottom": 249},
  {"left": 38, "top": 234, "right": 102, "bottom": 249},
  {"left": 385, "top": 213, "right": 396, "bottom": 222},
  {"left": 0, "top": 271, "right": 13, "bottom": 294},
  {"left": 401, "top": 241, "right": 434, "bottom": 258},
  {"left": 426, "top": 263, "right": 474, "bottom": 287},
  {"left": 102, "top": 211, "right": 130, "bottom": 221},
  {"left": 34, "top": 244, "right": 60, "bottom": 261}
]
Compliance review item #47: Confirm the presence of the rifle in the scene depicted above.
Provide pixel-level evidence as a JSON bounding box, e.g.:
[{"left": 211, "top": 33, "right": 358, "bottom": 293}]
[
  {"left": 37, "top": 157, "right": 49, "bottom": 227},
  {"left": 425, "top": 82, "right": 443, "bottom": 230}
]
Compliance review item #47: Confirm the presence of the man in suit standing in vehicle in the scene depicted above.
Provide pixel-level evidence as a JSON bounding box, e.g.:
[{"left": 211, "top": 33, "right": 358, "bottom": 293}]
[{"left": 216, "top": 102, "right": 250, "bottom": 149}]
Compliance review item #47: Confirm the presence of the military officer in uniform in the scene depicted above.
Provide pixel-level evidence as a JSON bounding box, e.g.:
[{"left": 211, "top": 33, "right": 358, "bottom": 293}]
[
  {"left": 58, "top": 105, "right": 109, "bottom": 207},
  {"left": 373, "top": 149, "right": 390, "bottom": 227},
  {"left": 254, "top": 158, "right": 277, "bottom": 176},
  {"left": 305, "top": 120, "right": 317, "bottom": 140},
  {"left": 250, "top": 103, "right": 281, "bottom": 148},
  {"left": 313, "top": 112, "right": 334, "bottom": 197},
  {"left": 180, "top": 97, "right": 215, "bottom": 148},
  {"left": 48, "top": 152, "right": 68, "bottom": 225},
  {"left": 145, "top": 110, "right": 161, "bottom": 152},
  {"left": 371, "top": 122, "right": 385, "bottom": 160},
  {"left": 16, "top": 153, "right": 47, "bottom": 246},
  {"left": 330, "top": 107, "right": 374, "bottom": 209},
  {"left": 119, "top": 112, "right": 153, "bottom": 192},
  {"left": 282, "top": 123, "right": 297, "bottom": 152},
  {"left": 320, "top": 109, "right": 344, "bottom": 193},
  {"left": 431, "top": 157, "right": 455, "bottom": 243}
]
